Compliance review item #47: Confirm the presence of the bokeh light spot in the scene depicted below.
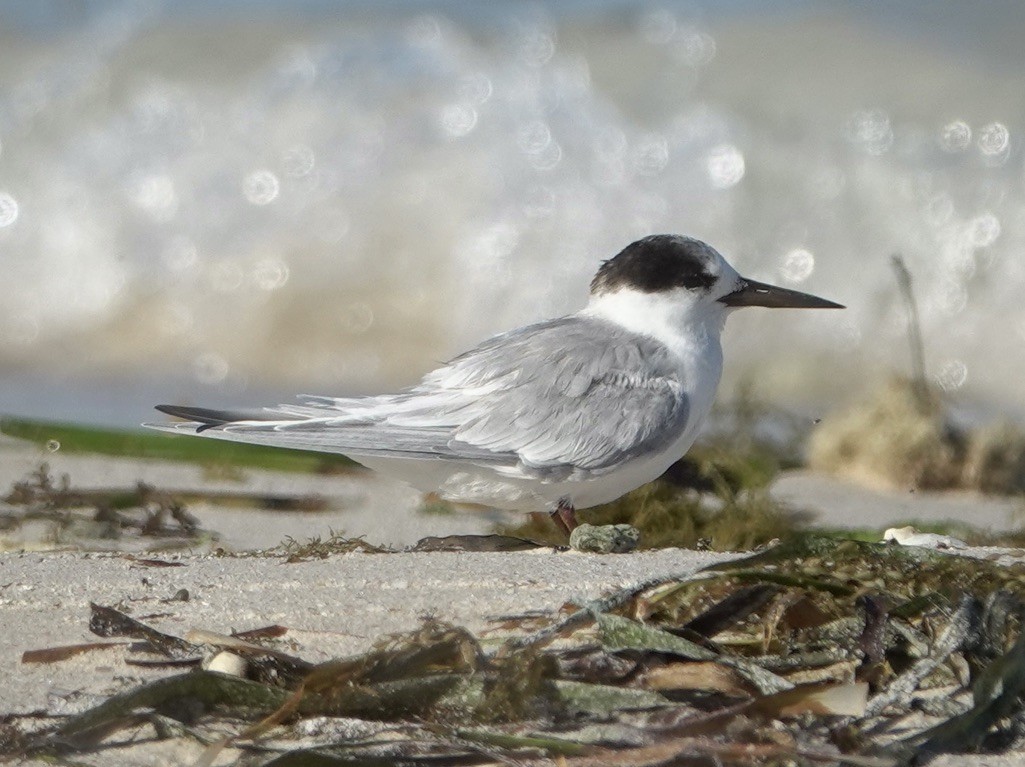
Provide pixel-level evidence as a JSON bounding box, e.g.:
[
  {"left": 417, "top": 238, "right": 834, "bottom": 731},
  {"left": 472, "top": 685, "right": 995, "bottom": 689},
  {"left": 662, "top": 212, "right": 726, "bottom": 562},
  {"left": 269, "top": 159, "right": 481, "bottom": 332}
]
[
  {"left": 935, "top": 359, "right": 968, "bottom": 391},
  {"left": 846, "top": 109, "right": 893, "bottom": 155},
  {"left": 978, "top": 122, "right": 1010, "bottom": 156},
  {"left": 706, "top": 144, "right": 745, "bottom": 189},
  {"left": 0, "top": 192, "right": 19, "bottom": 227},
  {"left": 674, "top": 27, "right": 717, "bottom": 67},
  {"left": 939, "top": 120, "right": 971, "bottom": 152},
  {"left": 967, "top": 213, "right": 1001, "bottom": 247},
  {"left": 527, "top": 140, "right": 562, "bottom": 171},
  {"left": 780, "top": 248, "right": 815, "bottom": 283},
  {"left": 440, "top": 103, "right": 478, "bottom": 138},
  {"left": 252, "top": 258, "right": 290, "bottom": 291},
  {"left": 243, "top": 169, "right": 280, "bottom": 205},
  {"left": 518, "top": 29, "right": 556, "bottom": 67},
  {"left": 129, "top": 173, "right": 178, "bottom": 220}
]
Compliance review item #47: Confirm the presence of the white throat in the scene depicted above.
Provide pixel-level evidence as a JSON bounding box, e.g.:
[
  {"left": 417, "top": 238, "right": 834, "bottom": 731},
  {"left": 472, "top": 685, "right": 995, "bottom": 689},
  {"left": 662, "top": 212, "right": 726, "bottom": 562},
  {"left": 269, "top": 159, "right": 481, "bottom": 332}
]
[{"left": 581, "top": 286, "right": 727, "bottom": 357}]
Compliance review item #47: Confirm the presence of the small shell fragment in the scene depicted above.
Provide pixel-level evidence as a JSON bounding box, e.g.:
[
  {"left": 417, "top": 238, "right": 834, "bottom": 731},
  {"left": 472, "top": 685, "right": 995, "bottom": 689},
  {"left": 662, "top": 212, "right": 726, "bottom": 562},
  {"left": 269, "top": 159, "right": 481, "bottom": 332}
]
[{"left": 202, "top": 650, "right": 249, "bottom": 677}]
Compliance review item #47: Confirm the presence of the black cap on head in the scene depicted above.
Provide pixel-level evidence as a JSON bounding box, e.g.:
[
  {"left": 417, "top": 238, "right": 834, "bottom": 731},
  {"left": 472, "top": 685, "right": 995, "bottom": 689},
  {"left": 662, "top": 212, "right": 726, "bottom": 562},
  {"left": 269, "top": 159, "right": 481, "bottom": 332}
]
[{"left": 590, "top": 235, "right": 719, "bottom": 295}]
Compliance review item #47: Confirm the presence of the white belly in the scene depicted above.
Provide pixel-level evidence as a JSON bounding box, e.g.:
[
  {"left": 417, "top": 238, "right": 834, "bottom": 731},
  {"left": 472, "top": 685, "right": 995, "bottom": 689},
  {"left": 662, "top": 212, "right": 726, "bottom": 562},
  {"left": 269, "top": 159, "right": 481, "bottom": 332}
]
[{"left": 354, "top": 410, "right": 707, "bottom": 512}]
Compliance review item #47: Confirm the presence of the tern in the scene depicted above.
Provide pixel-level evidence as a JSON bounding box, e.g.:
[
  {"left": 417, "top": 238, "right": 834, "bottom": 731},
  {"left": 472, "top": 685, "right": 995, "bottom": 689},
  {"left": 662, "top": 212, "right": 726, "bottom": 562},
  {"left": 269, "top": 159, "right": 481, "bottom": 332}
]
[{"left": 148, "top": 235, "right": 842, "bottom": 532}]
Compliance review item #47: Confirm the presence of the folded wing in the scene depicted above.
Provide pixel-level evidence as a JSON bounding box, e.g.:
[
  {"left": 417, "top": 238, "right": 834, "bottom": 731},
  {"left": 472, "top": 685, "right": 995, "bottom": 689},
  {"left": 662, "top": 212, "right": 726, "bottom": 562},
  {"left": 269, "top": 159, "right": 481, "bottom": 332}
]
[{"left": 146, "top": 316, "right": 689, "bottom": 479}]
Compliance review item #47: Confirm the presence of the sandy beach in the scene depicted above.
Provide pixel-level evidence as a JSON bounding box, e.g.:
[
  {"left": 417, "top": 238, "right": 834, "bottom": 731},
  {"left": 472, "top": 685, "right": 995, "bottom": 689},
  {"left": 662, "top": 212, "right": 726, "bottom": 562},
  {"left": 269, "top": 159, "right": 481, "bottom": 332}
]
[{"left": 3, "top": 434, "right": 1025, "bottom": 764}]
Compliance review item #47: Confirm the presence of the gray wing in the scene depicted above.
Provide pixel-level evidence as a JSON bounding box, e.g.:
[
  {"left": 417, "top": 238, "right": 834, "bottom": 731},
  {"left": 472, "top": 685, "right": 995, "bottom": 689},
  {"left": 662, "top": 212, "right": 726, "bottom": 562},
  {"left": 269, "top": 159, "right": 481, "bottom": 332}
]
[{"left": 147, "top": 316, "right": 689, "bottom": 479}]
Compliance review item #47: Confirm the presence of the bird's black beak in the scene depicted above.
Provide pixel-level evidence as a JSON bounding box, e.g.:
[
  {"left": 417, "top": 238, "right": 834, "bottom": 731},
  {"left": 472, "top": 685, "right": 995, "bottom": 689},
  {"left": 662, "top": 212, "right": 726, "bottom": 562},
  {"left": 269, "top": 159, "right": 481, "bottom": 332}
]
[{"left": 718, "top": 278, "right": 844, "bottom": 309}]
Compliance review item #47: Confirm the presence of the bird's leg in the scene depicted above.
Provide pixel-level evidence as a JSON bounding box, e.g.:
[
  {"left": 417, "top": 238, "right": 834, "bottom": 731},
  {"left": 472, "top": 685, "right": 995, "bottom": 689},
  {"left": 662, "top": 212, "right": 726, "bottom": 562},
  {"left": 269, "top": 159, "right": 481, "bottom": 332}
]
[{"left": 549, "top": 497, "right": 579, "bottom": 536}]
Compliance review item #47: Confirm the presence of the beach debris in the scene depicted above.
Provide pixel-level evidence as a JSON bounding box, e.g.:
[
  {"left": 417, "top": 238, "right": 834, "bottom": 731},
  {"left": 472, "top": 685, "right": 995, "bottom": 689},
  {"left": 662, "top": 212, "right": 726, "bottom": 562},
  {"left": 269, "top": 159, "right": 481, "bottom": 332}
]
[
  {"left": 808, "top": 377, "right": 965, "bottom": 491},
  {"left": 22, "top": 602, "right": 315, "bottom": 683},
  {"left": 890, "top": 254, "right": 930, "bottom": 408},
  {"left": 279, "top": 531, "right": 390, "bottom": 560},
  {"left": 21, "top": 642, "right": 132, "bottom": 665},
  {"left": 233, "top": 624, "right": 291, "bottom": 641},
  {"left": 278, "top": 530, "right": 550, "bottom": 556},
  {"left": 810, "top": 378, "right": 1025, "bottom": 495},
  {"left": 883, "top": 525, "right": 967, "bottom": 550},
  {"left": 899, "top": 612, "right": 1025, "bottom": 759},
  {"left": 89, "top": 602, "right": 200, "bottom": 659},
  {"left": 962, "top": 421, "right": 1025, "bottom": 494},
  {"left": 408, "top": 534, "right": 545, "bottom": 552},
  {"left": 1, "top": 463, "right": 210, "bottom": 550},
  {"left": 0, "top": 462, "right": 342, "bottom": 552},
  {"left": 10, "top": 537, "right": 1025, "bottom": 765},
  {"left": 569, "top": 523, "right": 641, "bottom": 553},
  {"left": 201, "top": 651, "right": 249, "bottom": 677},
  {"left": 121, "top": 555, "right": 187, "bottom": 568},
  {"left": 809, "top": 255, "right": 1025, "bottom": 494},
  {"left": 182, "top": 628, "right": 312, "bottom": 679}
]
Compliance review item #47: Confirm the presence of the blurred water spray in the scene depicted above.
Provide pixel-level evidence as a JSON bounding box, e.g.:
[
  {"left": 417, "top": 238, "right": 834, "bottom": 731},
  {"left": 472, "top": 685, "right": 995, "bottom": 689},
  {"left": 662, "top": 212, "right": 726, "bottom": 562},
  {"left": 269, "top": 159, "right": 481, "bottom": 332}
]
[{"left": 0, "top": 2, "right": 1023, "bottom": 425}]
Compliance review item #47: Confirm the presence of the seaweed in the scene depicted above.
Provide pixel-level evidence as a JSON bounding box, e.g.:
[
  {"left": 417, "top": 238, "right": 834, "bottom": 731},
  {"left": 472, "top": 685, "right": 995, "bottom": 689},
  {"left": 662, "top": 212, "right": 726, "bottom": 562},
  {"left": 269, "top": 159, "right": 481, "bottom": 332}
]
[{"left": 10, "top": 537, "right": 1025, "bottom": 765}]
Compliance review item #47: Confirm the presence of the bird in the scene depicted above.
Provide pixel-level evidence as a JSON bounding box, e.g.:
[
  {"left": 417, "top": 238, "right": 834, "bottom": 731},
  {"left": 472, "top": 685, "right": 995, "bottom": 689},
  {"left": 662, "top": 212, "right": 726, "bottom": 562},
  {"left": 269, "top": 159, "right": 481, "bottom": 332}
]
[{"left": 148, "top": 234, "right": 843, "bottom": 533}]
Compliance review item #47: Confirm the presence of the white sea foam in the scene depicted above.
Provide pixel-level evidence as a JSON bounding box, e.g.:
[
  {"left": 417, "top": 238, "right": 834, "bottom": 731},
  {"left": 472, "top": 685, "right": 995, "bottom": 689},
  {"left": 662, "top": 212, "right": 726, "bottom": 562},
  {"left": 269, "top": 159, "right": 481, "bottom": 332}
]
[{"left": 1, "top": 3, "right": 1023, "bottom": 424}]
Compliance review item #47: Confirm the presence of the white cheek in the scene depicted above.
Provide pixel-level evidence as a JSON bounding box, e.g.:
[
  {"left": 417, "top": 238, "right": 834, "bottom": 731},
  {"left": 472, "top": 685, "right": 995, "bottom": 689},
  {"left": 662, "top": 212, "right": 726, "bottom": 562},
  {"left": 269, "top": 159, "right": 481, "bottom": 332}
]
[{"left": 582, "top": 286, "right": 727, "bottom": 348}]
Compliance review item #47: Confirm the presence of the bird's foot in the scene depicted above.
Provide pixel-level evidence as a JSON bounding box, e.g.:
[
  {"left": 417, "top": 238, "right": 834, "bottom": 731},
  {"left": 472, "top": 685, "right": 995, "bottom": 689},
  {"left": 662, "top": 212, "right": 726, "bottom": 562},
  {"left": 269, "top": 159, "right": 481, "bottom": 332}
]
[{"left": 549, "top": 498, "right": 578, "bottom": 536}]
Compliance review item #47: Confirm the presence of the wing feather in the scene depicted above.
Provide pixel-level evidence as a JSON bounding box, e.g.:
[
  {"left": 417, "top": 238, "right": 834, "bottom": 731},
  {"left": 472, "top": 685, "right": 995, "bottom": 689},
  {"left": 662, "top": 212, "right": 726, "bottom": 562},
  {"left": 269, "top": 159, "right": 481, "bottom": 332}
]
[{"left": 146, "top": 316, "right": 689, "bottom": 478}]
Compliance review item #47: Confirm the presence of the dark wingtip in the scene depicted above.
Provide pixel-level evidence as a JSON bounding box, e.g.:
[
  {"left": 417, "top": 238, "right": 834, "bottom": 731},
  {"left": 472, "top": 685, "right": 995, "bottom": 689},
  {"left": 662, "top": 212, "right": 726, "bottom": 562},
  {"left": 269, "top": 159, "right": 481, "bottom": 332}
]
[
  {"left": 155, "top": 404, "right": 287, "bottom": 432},
  {"left": 154, "top": 404, "right": 233, "bottom": 431}
]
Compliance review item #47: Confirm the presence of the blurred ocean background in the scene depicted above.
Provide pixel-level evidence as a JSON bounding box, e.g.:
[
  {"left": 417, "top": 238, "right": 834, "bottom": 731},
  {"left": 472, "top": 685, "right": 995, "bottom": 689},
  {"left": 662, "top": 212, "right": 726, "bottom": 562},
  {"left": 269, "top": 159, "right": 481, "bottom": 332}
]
[{"left": 1, "top": 0, "right": 1024, "bottom": 428}]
